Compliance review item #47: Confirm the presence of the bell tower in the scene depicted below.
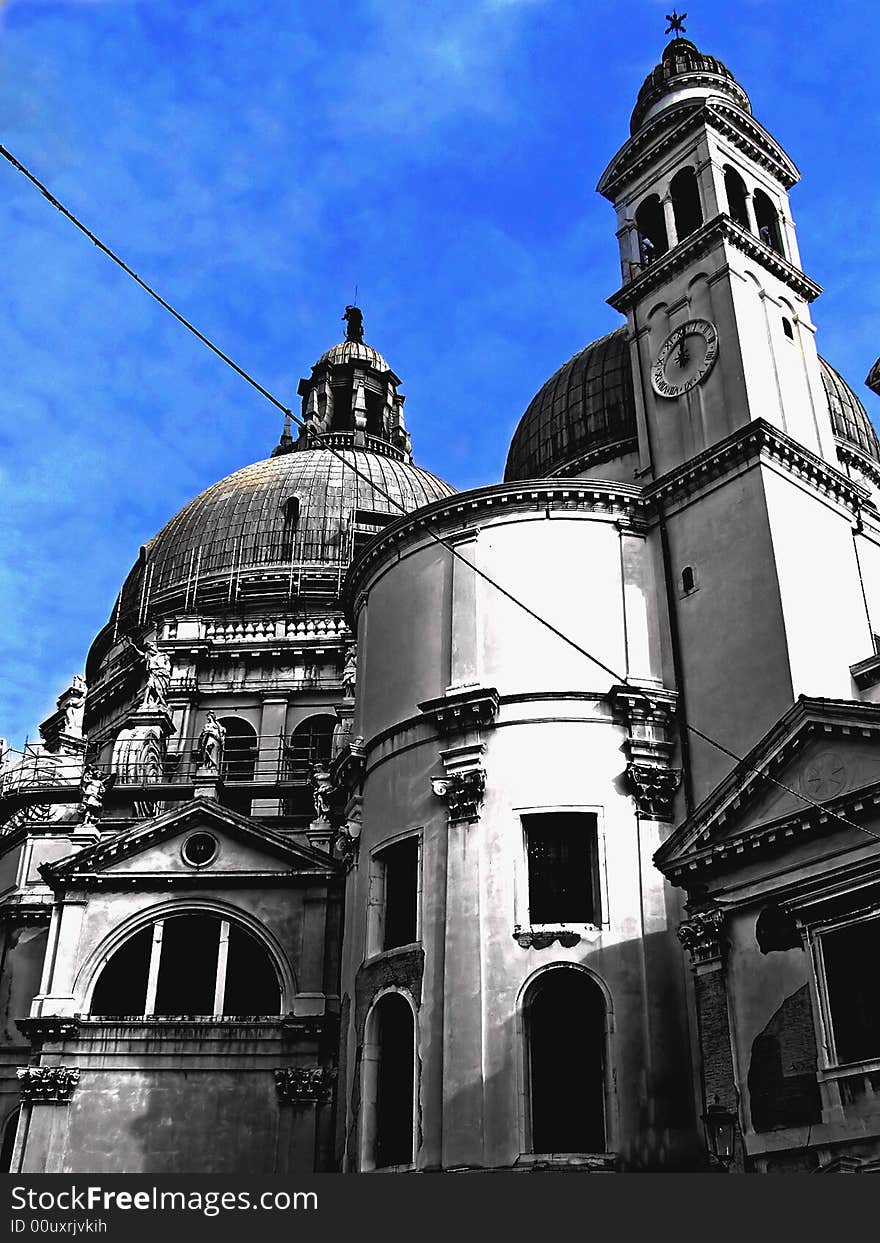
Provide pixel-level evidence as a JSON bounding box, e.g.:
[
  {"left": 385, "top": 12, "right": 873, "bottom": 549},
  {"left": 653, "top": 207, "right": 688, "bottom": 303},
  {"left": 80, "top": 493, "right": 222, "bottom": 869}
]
[
  {"left": 596, "top": 22, "right": 877, "bottom": 801},
  {"left": 597, "top": 26, "right": 837, "bottom": 477}
]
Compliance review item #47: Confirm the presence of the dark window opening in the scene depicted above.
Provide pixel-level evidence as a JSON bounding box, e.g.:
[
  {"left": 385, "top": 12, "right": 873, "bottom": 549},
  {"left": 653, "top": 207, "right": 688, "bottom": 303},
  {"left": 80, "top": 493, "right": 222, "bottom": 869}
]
[
  {"left": 285, "top": 714, "right": 336, "bottom": 781},
  {"left": 635, "top": 195, "right": 668, "bottom": 266},
  {"left": 823, "top": 917, "right": 880, "bottom": 1063},
  {"left": 354, "top": 508, "right": 395, "bottom": 528},
  {"left": 330, "top": 384, "right": 352, "bottom": 431},
  {"left": 89, "top": 913, "right": 281, "bottom": 1018},
  {"left": 90, "top": 925, "right": 152, "bottom": 1016},
  {"left": 365, "top": 390, "right": 386, "bottom": 437},
  {"left": 155, "top": 913, "right": 218, "bottom": 1015},
  {"left": 380, "top": 838, "right": 419, "bottom": 950},
  {"left": 724, "top": 166, "right": 750, "bottom": 230},
  {"left": 524, "top": 812, "right": 599, "bottom": 925},
  {"left": 374, "top": 994, "right": 415, "bottom": 1168},
  {"left": 528, "top": 971, "right": 606, "bottom": 1153},
  {"left": 782, "top": 317, "right": 794, "bottom": 340},
  {"left": 681, "top": 565, "right": 696, "bottom": 594},
  {"left": 222, "top": 924, "right": 282, "bottom": 1015},
  {"left": 670, "top": 167, "right": 703, "bottom": 241},
  {"left": 281, "top": 496, "right": 300, "bottom": 523},
  {"left": 754, "top": 189, "right": 785, "bottom": 256}
]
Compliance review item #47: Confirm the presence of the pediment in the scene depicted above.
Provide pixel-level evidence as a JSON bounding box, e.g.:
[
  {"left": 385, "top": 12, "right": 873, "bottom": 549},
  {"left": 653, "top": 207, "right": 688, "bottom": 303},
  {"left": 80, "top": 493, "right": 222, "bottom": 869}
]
[
  {"left": 41, "top": 798, "right": 340, "bottom": 887},
  {"left": 656, "top": 698, "right": 880, "bottom": 881}
]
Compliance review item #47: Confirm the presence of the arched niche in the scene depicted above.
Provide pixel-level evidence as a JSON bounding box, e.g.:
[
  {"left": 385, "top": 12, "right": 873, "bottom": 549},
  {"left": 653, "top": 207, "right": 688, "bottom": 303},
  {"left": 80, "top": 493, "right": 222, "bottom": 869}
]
[{"left": 360, "top": 989, "right": 417, "bottom": 1170}]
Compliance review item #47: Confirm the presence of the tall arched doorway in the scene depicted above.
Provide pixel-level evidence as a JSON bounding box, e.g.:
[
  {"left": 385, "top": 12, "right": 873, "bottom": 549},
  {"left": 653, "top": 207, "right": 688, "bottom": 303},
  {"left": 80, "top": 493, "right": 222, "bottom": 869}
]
[
  {"left": 525, "top": 968, "right": 607, "bottom": 1154},
  {"left": 361, "top": 991, "right": 416, "bottom": 1170}
]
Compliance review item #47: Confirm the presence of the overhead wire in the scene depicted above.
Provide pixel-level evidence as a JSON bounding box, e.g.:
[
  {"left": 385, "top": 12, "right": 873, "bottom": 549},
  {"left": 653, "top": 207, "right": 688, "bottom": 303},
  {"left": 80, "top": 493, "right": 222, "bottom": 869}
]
[{"left": 3, "top": 141, "right": 880, "bottom": 853}]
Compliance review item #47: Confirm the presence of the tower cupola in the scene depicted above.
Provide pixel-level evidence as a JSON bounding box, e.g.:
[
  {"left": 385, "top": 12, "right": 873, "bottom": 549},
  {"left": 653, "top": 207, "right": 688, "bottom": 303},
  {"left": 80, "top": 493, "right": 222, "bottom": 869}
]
[
  {"left": 630, "top": 37, "right": 752, "bottom": 134},
  {"left": 277, "top": 307, "right": 413, "bottom": 462}
]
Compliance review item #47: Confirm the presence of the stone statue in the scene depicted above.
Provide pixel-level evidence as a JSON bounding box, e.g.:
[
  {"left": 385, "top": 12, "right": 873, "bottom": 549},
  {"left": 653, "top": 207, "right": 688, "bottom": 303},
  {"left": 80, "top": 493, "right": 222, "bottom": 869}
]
[
  {"left": 342, "top": 305, "right": 364, "bottom": 344},
  {"left": 80, "top": 765, "right": 112, "bottom": 824},
  {"left": 127, "top": 638, "right": 172, "bottom": 709},
  {"left": 195, "top": 711, "right": 226, "bottom": 773},
  {"left": 60, "top": 676, "right": 87, "bottom": 736},
  {"left": 311, "top": 762, "right": 334, "bottom": 821},
  {"left": 341, "top": 646, "right": 357, "bottom": 698}
]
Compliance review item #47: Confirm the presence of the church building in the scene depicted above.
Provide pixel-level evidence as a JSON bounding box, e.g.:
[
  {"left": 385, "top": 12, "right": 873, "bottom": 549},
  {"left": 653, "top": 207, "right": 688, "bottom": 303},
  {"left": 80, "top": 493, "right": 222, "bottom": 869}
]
[{"left": 2, "top": 31, "right": 880, "bottom": 1175}]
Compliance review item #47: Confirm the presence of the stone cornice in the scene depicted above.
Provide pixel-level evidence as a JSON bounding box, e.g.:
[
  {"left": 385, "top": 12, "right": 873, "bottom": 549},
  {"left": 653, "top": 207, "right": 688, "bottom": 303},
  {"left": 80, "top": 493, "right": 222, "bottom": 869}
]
[
  {"left": 17, "top": 1016, "right": 81, "bottom": 1045},
  {"left": 598, "top": 99, "right": 798, "bottom": 201},
  {"left": 417, "top": 686, "right": 500, "bottom": 735},
  {"left": 646, "top": 419, "right": 867, "bottom": 514},
  {"left": 608, "top": 216, "right": 821, "bottom": 313},
  {"left": 344, "top": 480, "right": 649, "bottom": 620},
  {"left": 835, "top": 440, "right": 880, "bottom": 490}
]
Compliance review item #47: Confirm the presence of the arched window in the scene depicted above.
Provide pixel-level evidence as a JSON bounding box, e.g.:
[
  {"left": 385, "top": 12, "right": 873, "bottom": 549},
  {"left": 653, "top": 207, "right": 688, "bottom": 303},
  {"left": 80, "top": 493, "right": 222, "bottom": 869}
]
[
  {"left": 285, "top": 714, "right": 336, "bottom": 782},
  {"left": 218, "top": 716, "right": 258, "bottom": 815},
  {"left": 89, "top": 912, "right": 281, "bottom": 1018},
  {"left": 635, "top": 194, "right": 668, "bottom": 266},
  {"left": 724, "top": 166, "right": 750, "bottom": 230},
  {"left": 782, "top": 317, "right": 794, "bottom": 340},
  {"left": 1, "top": 1108, "right": 20, "bottom": 1173},
  {"left": 525, "top": 969, "right": 607, "bottom": 1153},
  {"left": 754, "top": 189, "right": 785, "bottom": 256},
  {"left": 681, "top": 565, "right": 696, "bottom": 594},
  {"left": 670, "top": 168, "right": 703, "bottom": 241},
  {"left": 362, "top": 992, "right": 416, "bottom": 1169}
]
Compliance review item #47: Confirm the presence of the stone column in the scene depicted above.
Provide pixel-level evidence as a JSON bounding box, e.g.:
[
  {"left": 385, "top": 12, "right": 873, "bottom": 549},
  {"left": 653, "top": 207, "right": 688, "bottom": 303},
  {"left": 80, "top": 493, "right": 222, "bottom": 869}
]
[
  {"left": 662, "top": 194, "right": 678, "bottom": 250},
  {"left": 678, "top": 905, "right": 744, "bottom": 1172},
  {"left": 31, "top": 897, "right": 88, "bottom": 1017},
  {"left": 17, "top": 1066, "right": 80, "bottom": 1174},
  {"left": 743, "top": 190, "right": 759, "bottom": 236}
]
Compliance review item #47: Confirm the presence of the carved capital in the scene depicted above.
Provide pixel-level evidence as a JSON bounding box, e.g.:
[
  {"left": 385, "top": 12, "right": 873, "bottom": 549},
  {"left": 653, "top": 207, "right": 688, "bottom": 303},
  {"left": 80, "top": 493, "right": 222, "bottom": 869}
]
[
  {"left": 18, "top": 1065, "right": 80, "bottom": 1104},
  {"left": 678, "top": 906, "right": 726, "bottom": 966},
  {"left": 431, "top": 769, "right": 486, "bottom": 824},
  {"left": 625, "top": 762, "right": 681, "bottom": 820},
  {"left": 274, "top": 1066, "right": 335, "bottom": 1104}
]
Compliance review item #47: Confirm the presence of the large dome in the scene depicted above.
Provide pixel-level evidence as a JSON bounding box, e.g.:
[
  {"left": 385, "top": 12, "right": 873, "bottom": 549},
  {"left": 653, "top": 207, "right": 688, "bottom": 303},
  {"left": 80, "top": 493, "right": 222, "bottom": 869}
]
[
  {"left": 504, "top": 327, "right": 880, "bottom": 482},
  {"left": 504, "top": 327, "right": 637, "bottom": 482},
  {"left": 115, "top": 446, "right": 454, "bottom": 629}
]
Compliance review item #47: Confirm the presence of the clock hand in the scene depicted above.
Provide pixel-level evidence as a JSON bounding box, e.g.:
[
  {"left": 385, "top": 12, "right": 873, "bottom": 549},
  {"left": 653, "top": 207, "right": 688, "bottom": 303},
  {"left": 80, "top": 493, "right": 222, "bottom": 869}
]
[{"left": 674, "top": 340, "right": 690, "bottom": 369}]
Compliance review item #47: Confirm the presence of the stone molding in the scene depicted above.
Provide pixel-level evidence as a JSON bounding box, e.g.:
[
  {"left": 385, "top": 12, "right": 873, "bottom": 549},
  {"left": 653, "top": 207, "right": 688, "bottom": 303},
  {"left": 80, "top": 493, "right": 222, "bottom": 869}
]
[
  {"left": 417, "top": 686, "right": 499, "bottom": 736},
  {"left": 18, "top": 1066, "right": 80, "bottom": 1104},
  {"left": 16, "top": 1016, "right": 81, "bottom": 1045},
  {"left": 678, "top": 906, "right": 726, "bottom": 966},
  {"left": 512, "top": 927, "right": 582, "bottom": 950},
  {"left": 608, "top": 215, "right": 820, "bottom": 313},
  {"left": 274, "top": 1066, "right": 335, "bottom": 1104}
]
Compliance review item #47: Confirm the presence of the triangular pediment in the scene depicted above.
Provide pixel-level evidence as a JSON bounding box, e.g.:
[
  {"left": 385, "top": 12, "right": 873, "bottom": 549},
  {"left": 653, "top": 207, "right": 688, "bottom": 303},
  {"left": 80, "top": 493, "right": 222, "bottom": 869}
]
[
  {"left": 42, "top": 798, "right": 340, "bottom": 887},
  {"left": 656, "top": 698, "right": 880, "bottom": 882}
]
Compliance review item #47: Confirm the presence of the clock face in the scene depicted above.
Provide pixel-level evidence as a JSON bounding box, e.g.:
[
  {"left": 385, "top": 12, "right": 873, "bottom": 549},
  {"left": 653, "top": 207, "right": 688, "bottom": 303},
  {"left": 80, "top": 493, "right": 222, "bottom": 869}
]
[{"left": 651, "top": 318, "right": 719, "bottom": 398}]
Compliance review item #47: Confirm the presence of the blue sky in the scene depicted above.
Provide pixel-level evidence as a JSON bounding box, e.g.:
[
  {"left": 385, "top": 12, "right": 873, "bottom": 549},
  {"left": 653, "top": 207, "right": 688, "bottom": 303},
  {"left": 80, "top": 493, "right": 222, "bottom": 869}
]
[{"left": 1, "top": 0, "right": 878, "bottom": 746}]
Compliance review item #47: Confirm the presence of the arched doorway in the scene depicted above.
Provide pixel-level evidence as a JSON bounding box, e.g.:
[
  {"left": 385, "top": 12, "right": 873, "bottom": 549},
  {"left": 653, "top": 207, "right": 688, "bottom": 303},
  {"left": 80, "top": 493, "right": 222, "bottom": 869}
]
[
  {"left": 1, "top": 1108, "right": 20, "bottom": 1173},
  {"left": 361, "top": 992, "right": 416, "bottom": 1169},
  {"left": 525, "top": 968, "right": 607, "bottom": 1154}
]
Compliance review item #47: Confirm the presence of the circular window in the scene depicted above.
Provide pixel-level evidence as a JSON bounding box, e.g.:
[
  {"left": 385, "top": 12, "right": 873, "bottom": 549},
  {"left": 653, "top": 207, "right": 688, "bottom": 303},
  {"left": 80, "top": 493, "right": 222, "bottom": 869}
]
[{"left": 181, "top": 832, "right": 218, "bottom": 868}]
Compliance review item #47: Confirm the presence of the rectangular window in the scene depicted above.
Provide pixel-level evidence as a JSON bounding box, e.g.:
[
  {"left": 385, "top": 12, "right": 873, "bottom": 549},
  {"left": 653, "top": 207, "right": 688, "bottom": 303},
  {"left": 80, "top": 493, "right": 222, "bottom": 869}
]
[
  {"left": 821, "top": 916, "right": 880, "bottom": 1064},
  {"left": 369, "top": 837, "right": 420, "bottom": 954},
  {"left": 523, "top": 812, "right": 599, "bottom": 925}
]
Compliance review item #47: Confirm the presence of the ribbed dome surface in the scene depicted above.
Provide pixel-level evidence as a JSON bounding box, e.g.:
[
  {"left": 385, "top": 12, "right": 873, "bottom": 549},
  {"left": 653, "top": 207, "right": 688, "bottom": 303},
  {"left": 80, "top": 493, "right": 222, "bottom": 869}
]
[
  {"left": 315, "top": 340, "right": 392, "bottom": 371},
  {"left": 504, "top": 327, "right": 636, "bottom": 482},
  {"left": 630, "top": 38, "right": 751, "bottom": 134},
  {"left": 820, "top": 357, "right": 880, "bottom": 462},
  {"left": 119, "top": 447, "right": 454, "bottom": 618}
]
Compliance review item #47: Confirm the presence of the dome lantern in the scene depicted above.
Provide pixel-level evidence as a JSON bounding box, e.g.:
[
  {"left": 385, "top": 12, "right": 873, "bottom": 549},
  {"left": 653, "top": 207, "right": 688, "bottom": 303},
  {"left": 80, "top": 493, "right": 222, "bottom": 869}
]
[{"left": 272, "top": 308, "right": 413, "bottom": 464}]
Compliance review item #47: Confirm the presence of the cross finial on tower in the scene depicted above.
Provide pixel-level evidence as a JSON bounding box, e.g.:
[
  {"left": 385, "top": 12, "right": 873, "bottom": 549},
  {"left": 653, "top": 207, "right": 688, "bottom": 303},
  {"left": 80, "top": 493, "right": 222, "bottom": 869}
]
[{"left": 665, "top": 10, "right": 687, "bottom": 38}]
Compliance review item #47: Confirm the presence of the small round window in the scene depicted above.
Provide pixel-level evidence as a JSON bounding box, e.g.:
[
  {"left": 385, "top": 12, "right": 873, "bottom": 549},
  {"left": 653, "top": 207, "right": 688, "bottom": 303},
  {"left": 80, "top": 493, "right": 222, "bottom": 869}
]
[{"left": 181, "top": 833, "right": 218, "bottom": 868}]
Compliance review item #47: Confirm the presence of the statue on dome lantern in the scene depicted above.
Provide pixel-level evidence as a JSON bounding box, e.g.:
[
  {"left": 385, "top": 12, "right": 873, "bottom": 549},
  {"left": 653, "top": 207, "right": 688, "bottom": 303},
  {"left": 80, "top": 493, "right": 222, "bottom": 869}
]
[{"left": 342, "top": 305, "right": 364, "bottom": 344}]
